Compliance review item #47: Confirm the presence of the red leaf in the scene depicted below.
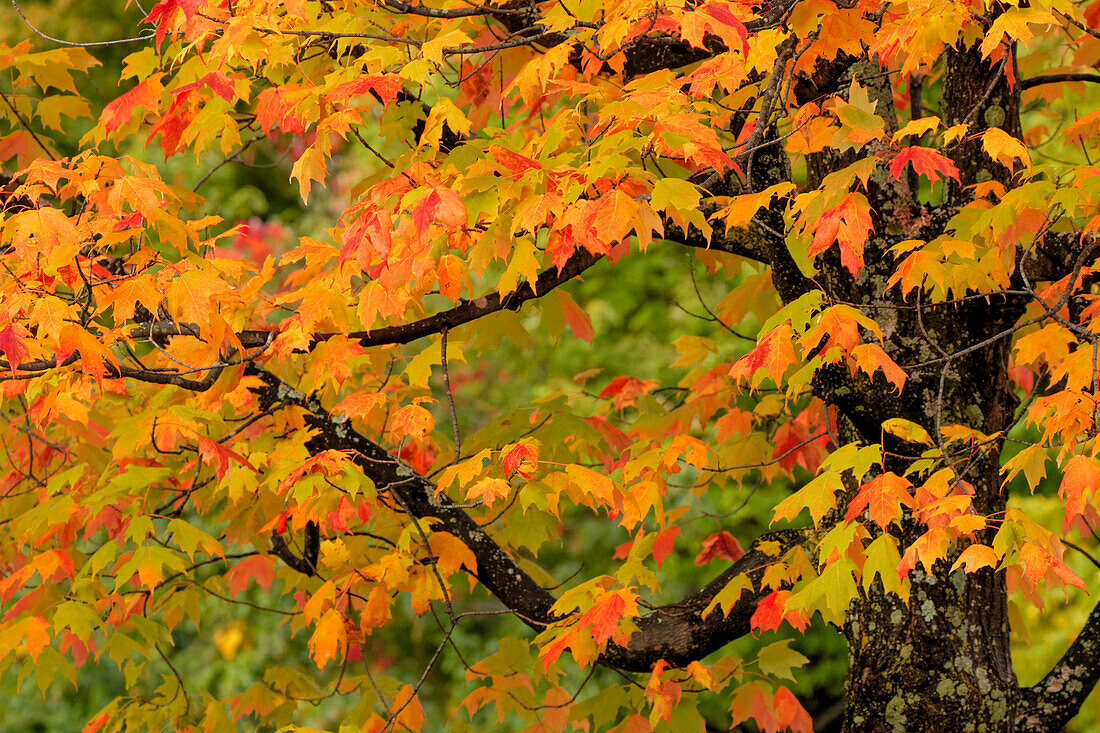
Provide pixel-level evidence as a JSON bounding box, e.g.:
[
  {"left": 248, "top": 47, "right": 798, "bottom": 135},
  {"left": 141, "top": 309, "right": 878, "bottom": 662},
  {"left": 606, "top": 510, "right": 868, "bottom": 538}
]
[
  {"left": 598, "top": 375, "right": 658, "bottom": 409},
  {"left": 694, "top": 531, "right": 745, "bottom": 565},
  {"left": 888, "top": 146, "right": 961, "bottom": 186},
  {"left": 142, "top": 0, "right": 202, "bottom": 47},
  {"left": 0, "top": 324, "right": 30, "bottom": 373},
  {"left": 171, "top": 72, "right": 235, "bottom": 108},
  {"left": 327, "top": 75, "right": 403, "bottom": 107},
  {"left": 501, "top": 442, "right": 539, "bottom": 478},
  {"left": 558, "top": 290, "right": 594, "bottom": 343},
  {"left": 771, "top": 420, "right": 825, "bottom": 473},
  {"left": 652, "top": 526, "right": 680, "bottom": 568},
  {"left": 750, "top": 590, "right": 808, "bottom": 633}
]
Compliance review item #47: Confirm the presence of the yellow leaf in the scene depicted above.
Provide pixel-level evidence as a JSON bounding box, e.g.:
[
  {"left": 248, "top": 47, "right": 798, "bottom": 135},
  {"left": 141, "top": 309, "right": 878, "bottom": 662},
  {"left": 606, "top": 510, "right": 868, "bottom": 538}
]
[
  {"left": 290, "top": 146, "right": 327, "bottom": 202},
  {"left": 980, "top": 127, "right": 1030, "bottom": 171},
  {"left": 892, "top": 116, "right": 941, "bottom": 142},
  {"left": 882, "top": 418, "right": 933, "bottom": 446}
]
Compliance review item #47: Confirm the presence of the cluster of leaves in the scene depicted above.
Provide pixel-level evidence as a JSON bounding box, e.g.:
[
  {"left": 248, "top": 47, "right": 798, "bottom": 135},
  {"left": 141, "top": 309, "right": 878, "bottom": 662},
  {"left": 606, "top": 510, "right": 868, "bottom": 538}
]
[{"left": 3, "top": 0, "right": 1100, "bottom": 731}]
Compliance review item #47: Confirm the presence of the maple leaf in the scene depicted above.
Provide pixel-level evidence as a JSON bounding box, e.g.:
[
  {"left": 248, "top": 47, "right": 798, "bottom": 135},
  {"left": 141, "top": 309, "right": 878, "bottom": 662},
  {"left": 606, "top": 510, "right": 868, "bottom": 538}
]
[
  {"left": 0, "top": 324, "right": 30, "bottom": 372},
  {"left": 100, "top": 79, "right": 160, "bottom": 133},
  {"left": 694, "top": 531, "right": 745, "bottom": 565},
  {"left": 142, "top": 0, "right": 203, "bottom": 47},
  {"left": 224, "top": 555, "right": 277, "bottom": 597},
  {"left": 308, "top": 609, "right": 347, "bottom": 669},
  {"left": 501, "top": 442, "right": 539, "bottom": 478},
  {"left": 808, "top": 193, "right": 874, "bottom": 276},
  {"left": 599, "top": 375, "right": 658, "bottom": 409},
  {"left": 888, "top": 146, "right": 961, "bottom": 186},
  {"left": 850, "top": 343, "right": 907, "bottom": 392},
  {"left": 981, "top": 127, "right": 1030, "bottom": 171},
  {"left": 751, "top": 590, "right": 808, "bottom": 633},
  {"left": 663, "top": 434, "right": 708, "bottom": 470},
  {"left": 729, "top": 322, "right": 797, "bottom": 387},
  {"left": 197, "top": 436, "right": 257, "bottom": 481},
  {"left": 729, "top": 682, "right": 783, "bottom": 733},
  {"left": 388, "top": 404, "right": 434, "bottom": 441},
  {"left": 1058, "top": 454, "right": 1100, "bottom": 533},
  {"left": 411, "top": 187, "right": 467, "bottom": 235},
  {"left": 845, "top": 472, "right": 914, "bottom": 528},
  {"left": 465, "top": 477, "right": 511, "bottom": 509},
  {"left": 578, "top": 591, "right": 632, "bottom": 647},
  {"left": 651, "top": 526, "right": 680, "bottom": 569},
  {"left": 951, "top": 544, "right": 999, "bottom": 574},
  {"left": 773, "top": 686, "right": 813, "bottom": 733},
  {"left": 557, "top": 290, "right": 594, "bottom": 343},
  {"left": 327, "top": 75, "right": 403, "bottom": 106}
]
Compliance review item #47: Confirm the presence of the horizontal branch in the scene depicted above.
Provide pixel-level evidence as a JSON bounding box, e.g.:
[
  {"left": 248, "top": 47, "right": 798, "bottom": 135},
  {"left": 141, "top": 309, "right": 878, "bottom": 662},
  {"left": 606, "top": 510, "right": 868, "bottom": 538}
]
[
  {"left": 116, "top": 248, "right": 603, "bottom": 354},
  {"left": 247, "top": 366, "right": 804, "bottom": 673},
  {"left": 1021, "top": 73, "right": 1100, "bottom": 90},
  {"left": 254, "top": 247, "right": 600, "bottom": 349}
]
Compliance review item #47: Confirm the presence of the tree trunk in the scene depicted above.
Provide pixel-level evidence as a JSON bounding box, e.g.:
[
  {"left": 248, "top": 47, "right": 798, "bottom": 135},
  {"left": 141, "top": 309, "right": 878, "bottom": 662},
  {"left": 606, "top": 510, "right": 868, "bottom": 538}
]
[{"left": 845, "top": 560, "right": 1018, "bottom": 731}]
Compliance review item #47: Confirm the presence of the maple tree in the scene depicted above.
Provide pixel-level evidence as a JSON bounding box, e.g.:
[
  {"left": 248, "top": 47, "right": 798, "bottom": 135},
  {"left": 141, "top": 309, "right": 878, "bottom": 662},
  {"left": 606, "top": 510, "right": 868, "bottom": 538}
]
[{"left": 7, "top": 0, "right": 1100, "bottom": 730}]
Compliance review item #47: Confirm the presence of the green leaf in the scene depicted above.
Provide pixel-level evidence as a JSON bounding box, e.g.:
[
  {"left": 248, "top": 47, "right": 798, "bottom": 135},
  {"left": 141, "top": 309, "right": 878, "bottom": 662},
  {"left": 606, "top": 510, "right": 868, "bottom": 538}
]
[{"left": 756, "top": 639, "right": 809, "bottom": 681}]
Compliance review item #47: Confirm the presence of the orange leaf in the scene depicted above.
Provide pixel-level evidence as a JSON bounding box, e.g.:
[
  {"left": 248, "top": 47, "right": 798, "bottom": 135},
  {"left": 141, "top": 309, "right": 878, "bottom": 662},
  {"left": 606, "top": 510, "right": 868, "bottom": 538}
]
[
  {"left": 951, "top": 544, "right": 999, "bottom": 574},
  {"left": 729, "top": 323, "right": 797, "bottom": 387},
  {"left": 845, "top": 472, "right": 914, "bottom": 528},
  {"left": 389, "top": 404, "right": 434, "bottom": 440},
  {"left": 1059, "top": 454, "right": 1100, "bottom": 533},
  {"left": 101, "top": 78, "right": 160, "bottom": 132},
  {"left": 465, "top": 477, "right": 511, "bottom": 509},
  {"left": 808, "top": 193, "right": 873, "bottom": 275},
  {"left": 851, "top": 343, "right": 907, "bottom": 392},
  {"left": 557, "top": 290, "right": 594, "bottom": 343},
  {"left": 579, "top": 592, "right": 626, "bottom": 646},
  {"left": 308, "top": 609, "right": 347, "bottom": 669},
  {"left": 198, "top": 436, "right": 257, "bottom": 481}
]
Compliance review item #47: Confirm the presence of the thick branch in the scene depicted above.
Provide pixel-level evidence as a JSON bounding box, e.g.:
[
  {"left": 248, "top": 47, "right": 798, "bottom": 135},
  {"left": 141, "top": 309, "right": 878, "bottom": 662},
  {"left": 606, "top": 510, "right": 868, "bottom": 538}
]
[
  {"left": 1017, "top": 599, "right": 1100, "bottom": 731},
  {"left": 247, "top": 367, "right": 804, "bottom": 673}
]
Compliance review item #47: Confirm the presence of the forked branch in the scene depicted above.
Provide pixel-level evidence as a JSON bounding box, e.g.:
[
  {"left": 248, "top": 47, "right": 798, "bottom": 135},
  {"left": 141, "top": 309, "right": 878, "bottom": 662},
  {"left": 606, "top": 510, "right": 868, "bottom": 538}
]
[{"left": 246, "top": 366, "right": 804, "bottom": 673}]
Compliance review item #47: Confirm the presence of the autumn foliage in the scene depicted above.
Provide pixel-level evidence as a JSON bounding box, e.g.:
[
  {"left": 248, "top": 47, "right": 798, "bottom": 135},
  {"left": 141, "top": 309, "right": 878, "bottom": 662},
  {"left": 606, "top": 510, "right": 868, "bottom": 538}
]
[{"left": 4, "top": 0, "right": 1100, "bottom": 731}]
